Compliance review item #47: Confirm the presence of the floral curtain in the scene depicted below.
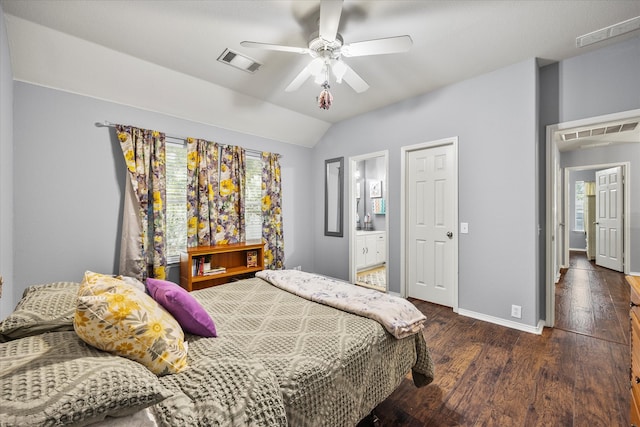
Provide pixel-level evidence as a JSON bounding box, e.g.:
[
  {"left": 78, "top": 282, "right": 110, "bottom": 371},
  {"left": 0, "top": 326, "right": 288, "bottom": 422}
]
[
  {"left": 116, "top": 125, "right": 167, "bottom": 280},
  {"left": 261, "top": 152, "right": 284, "bottom": 269},
  {"left": 216, "top": 145, "right": 246, "bottom": 244},
  {"left": 186, "top": 138, "right": 219, "bottom": 247}
]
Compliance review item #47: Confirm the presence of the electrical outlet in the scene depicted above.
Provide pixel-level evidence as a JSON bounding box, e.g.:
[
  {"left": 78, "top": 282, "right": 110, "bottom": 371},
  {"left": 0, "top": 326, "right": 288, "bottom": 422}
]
[
  {"left": 511, "top": 305, "right": 522, "bottom": 319},
  {"left": 293, "top": 265, "right": 302, "bottom": 271}
]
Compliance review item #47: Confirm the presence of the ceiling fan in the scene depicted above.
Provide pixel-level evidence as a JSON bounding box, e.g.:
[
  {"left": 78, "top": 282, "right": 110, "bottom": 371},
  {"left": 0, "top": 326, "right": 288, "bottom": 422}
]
[{"left": 240, "top": 0, "right": 412, "bottom": 94}]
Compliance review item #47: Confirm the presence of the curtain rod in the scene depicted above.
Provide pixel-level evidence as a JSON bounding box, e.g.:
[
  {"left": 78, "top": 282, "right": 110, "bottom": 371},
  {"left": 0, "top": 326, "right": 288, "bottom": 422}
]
[{"left": 95, "top": 121, "right": 281, "bottom": 158}]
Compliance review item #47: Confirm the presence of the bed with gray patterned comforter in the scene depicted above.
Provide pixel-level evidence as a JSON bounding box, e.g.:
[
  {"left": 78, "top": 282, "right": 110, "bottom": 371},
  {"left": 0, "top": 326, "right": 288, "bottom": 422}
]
[{"left": 0, "top": 276, "right": 434, "bottom": 427}]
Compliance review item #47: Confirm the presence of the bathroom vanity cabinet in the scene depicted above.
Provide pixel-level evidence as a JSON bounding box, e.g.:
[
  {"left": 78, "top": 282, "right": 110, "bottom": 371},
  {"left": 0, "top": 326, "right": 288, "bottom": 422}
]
[{"left": 356, "top": 231, "right": 385, "bottom": 270}]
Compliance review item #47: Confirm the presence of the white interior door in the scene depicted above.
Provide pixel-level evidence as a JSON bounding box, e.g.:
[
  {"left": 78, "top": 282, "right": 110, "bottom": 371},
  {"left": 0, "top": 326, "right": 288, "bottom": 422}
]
[
  {"left": 407, "top": 144, "right": 455, "bottom": 306},
  {"left": 595, "top": 166, "right": 623, "bottom": 272}
]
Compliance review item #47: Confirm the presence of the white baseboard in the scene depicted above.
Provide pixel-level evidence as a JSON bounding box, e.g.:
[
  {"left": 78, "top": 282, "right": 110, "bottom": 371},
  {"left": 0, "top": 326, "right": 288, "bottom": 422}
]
[
  {"left": 569, "top": 248, "right": 586, "bottom": 252},
  {"left": 457, "top": 308, "right": 544, "bottom": 335},
  {"left": 629, "top": 272, "right": 640, "bottom": 277}
]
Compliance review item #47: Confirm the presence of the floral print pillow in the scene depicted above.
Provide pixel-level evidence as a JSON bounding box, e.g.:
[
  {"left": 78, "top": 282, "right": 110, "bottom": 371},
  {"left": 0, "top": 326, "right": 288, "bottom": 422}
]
[{"left": 74, "top": 271, "right": 188, "bottom": 375}]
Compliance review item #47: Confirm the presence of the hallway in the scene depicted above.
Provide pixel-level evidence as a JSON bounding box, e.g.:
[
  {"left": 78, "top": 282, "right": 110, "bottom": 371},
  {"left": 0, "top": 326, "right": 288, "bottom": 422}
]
[{"left": 555, "top": 250, "right": 629, "bottom": 345}]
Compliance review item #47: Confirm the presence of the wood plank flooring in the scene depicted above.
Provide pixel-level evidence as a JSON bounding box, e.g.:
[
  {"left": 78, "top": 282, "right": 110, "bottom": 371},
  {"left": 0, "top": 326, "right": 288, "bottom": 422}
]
[{"left": 365, "top": 251, "right": 629, "bottom": 426}]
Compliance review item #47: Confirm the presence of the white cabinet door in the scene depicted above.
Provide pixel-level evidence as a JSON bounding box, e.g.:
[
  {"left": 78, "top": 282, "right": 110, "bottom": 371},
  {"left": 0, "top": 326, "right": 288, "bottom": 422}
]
[
  {"left": 357, "top": 232, "right": 386, "bottom": 270},
  {"left": 364, "top": 234, "right": 376, "bottom": 266},
  {"left": 356, "top": 235, "right": 367, "bottom": 269},
  {"left": 375, "top": 234, "right": 386, "bottom": 264}
]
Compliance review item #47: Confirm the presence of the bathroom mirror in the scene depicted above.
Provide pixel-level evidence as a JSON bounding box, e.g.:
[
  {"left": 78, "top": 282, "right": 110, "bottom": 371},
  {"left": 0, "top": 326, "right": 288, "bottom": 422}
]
[{"left": 325, "top": 157, "right": 344, "bottom": 237}]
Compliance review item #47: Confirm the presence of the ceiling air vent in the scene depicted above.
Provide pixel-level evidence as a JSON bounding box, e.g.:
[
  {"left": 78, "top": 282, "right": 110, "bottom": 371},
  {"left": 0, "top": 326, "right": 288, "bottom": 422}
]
[
  {"left": 561, "top": 121, "right": 639, "bottom": 141},
  {"left": 217, "top": 49, "right": 262, "bottom": 73},
  {"left": 576, "top": 16, "right": 640, "bottom": 48}
]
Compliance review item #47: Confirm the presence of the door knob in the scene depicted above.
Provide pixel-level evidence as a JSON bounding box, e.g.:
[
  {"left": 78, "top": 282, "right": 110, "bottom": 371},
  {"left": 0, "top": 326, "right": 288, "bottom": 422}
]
[{"left": 447, "top": 231, "right": 453, "bottom": 238}]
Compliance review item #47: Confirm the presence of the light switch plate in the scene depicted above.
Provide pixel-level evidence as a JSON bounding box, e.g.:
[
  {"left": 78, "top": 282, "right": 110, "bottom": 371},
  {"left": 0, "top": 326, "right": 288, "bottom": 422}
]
[{"left": 460, "top": 222, "right": 469, "bottom": 234}]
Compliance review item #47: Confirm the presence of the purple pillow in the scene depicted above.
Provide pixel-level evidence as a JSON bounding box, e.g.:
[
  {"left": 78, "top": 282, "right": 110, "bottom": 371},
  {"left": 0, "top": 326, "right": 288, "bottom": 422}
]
[{"left": 146, "top": 278, "right": 217, "bottom": 337}]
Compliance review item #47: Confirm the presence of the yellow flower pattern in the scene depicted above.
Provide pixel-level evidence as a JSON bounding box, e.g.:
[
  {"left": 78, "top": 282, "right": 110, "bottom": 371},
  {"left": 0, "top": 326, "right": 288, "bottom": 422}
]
[
  {"left": 219, "top": 179, "right": 235, "bottom": 196},
  {"left": 261, "top": 153, "right": 284, "bottom": 270},
  {"left": 116, "top": 124, "right": 167, "bottom": 280},
  {"left": 262, "top": 194, "right": 271, "bottom": 212},
  {"left": 186, "top": 142, "right": 246, "bottom": 247},
  {"left": 74, "top": 271, "right": 188, "bottom": 375}
]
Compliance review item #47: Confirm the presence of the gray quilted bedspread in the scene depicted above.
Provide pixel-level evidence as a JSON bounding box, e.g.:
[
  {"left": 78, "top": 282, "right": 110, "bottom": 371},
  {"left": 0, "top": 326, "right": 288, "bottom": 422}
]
[
  {"left": 0, "top": 278, "right": 434, "bottom": 427},
  {"left": 152, "top": 338, "right": 287, "bottom": 426},
  {"left": 183, "top": 277, "right": 435, "bottom": 427}
]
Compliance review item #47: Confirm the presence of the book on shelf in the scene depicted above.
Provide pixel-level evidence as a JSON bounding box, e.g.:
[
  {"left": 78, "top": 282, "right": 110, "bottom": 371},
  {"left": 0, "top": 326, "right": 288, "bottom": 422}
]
[
  {"left": 192, "top": 256, "right": 222, "bottom": 276},
  {"left": 203, "top": 266, "right": 226, "bottom": 276},
  {"left": 247, "top": 250, "right": 258, "bottom": 267}
]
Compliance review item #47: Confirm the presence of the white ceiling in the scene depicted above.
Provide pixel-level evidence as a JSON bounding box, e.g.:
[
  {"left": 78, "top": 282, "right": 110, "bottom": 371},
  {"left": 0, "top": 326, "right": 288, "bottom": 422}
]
[{"left": 2, "top": 0, "right": 640, "bottom": 147}]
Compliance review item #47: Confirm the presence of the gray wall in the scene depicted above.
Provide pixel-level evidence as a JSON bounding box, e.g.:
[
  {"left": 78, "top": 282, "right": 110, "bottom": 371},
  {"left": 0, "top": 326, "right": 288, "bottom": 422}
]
[
  {"left": 313, "top": 58, "right": 540, "bottom": 327},
  {"left": 568, "top": 169, "right": 596, "bottom": 250},
  {"left": 556, "top": 35, "right": 640, "bottom": 124},
  {"left": 545, "top": 34, "right": 640, "bottom": 274},
  {"left": 9, "top": 82, "right": 315, "bottom": 311},
  {"left": 313, "top": 34, "right": 640, "bottom": 328},
  {"left": 0, "top": 4, "right": 14, "bottom": 319}
]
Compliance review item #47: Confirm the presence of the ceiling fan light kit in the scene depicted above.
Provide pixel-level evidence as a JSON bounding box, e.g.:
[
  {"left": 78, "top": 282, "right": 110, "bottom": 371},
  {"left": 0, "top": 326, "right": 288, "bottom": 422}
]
[{"left": 240, "top": 0, "right": 412, "bottom": 108}]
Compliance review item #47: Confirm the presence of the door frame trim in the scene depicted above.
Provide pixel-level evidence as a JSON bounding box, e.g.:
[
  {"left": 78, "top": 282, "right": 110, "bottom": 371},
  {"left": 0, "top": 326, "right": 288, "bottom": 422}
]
[
  {"left": 545, "top": 108, "right": 639, "bottom": 327},
  {"left": 400, "top": 137, "right": 459, "bottom": 313}
]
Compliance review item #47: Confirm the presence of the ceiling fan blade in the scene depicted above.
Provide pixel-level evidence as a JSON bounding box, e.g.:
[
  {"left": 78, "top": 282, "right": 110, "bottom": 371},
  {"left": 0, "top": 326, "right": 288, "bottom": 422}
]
[
  {"left": 319, "top": 0, "right": 343, "bottom": 42},
  {"left": 285, "top": 58, "right": 324, "bottom": 92},
  {"left": 240, "top": 41, "right": 310, "bottom": 55},
  {"left": 341, "top": 35, "right": 413, "bottom": 57},
  {"left": 341, "top": 63, "right": 369, "bottom": 93}
]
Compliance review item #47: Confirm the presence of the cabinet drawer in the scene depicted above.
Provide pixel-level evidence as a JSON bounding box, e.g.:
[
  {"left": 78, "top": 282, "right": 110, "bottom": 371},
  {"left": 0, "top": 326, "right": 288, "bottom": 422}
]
[
  {"left": 633, "top": 394, "right": 640, "bottom": 427},
  {"left": 632, "top": 312, "right": 640, "bottom": 408},
  {"left": 630, "top": 276, "right": 640, "bottom": 320}
]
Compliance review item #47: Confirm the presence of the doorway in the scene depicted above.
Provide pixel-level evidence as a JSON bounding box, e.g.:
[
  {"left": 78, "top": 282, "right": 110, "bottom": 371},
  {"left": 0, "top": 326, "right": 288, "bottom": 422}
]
[
  {"left": 400, "top": 137, "right": 458, "bottom": 310},
  {"left": 564, "top": 164, "right": 627, "bottom": 273},
  {"left": 348, "top": 151, "right": 389, "bottom": 291},
  {"left": 546, "top": 109, "right": 638, "bottom": 327}
]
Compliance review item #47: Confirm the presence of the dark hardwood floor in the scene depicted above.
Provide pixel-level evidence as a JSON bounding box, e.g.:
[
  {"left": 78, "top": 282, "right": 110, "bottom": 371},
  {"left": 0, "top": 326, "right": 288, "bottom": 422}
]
[{"left": 369, "top": 251, "right": 629, "bottom": 426}]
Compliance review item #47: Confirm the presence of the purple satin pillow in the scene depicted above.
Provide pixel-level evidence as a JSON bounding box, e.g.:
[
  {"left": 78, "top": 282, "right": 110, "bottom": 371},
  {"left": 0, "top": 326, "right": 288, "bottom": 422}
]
[{"left": 146, "top": 278, "right": 217, "bottom": 337}]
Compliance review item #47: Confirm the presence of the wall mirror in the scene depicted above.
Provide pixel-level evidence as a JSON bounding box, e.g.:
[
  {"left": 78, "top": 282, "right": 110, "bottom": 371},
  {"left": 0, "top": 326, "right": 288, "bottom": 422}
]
[
  {"left": 349, "top": 151, "right": 389, "bottom": 292},
  {"left": 325, "top": 157, "right": 344, "bottom": 237}
]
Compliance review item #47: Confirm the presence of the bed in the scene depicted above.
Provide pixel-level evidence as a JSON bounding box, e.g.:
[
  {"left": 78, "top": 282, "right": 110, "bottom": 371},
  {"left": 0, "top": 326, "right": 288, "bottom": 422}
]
[{"left": 0, "top": 270, "right": 434, "bottom": 426}]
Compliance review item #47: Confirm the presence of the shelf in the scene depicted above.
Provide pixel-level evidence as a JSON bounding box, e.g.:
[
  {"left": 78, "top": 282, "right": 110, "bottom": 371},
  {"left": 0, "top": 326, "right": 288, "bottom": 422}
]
[
  {"left": 191, "top": 265, "right": 263, "bottom": 282},
  {"left": 180, "top": 241, "right": 264, "bottom": 291}
]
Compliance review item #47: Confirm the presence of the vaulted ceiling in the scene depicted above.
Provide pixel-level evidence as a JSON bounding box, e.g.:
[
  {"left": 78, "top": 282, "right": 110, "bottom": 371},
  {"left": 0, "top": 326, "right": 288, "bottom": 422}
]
[{"left": 2, "top": 0, "right": 639, "bottom": 147}]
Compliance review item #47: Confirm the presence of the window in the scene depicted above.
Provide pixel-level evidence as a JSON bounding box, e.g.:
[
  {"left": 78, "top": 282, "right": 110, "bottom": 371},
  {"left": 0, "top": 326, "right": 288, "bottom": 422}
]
[
  {"left": 165, "top": 143, "right": 187, "bottom": 263},
  {"left": 164, "top": 145, "right": 263, "bottom": 263},
  {"left": 575, "top": 180, "right": 585, "bottom": 232},
  {"left": 245, "top": 155, "right": 263, "bottom": 241}
]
